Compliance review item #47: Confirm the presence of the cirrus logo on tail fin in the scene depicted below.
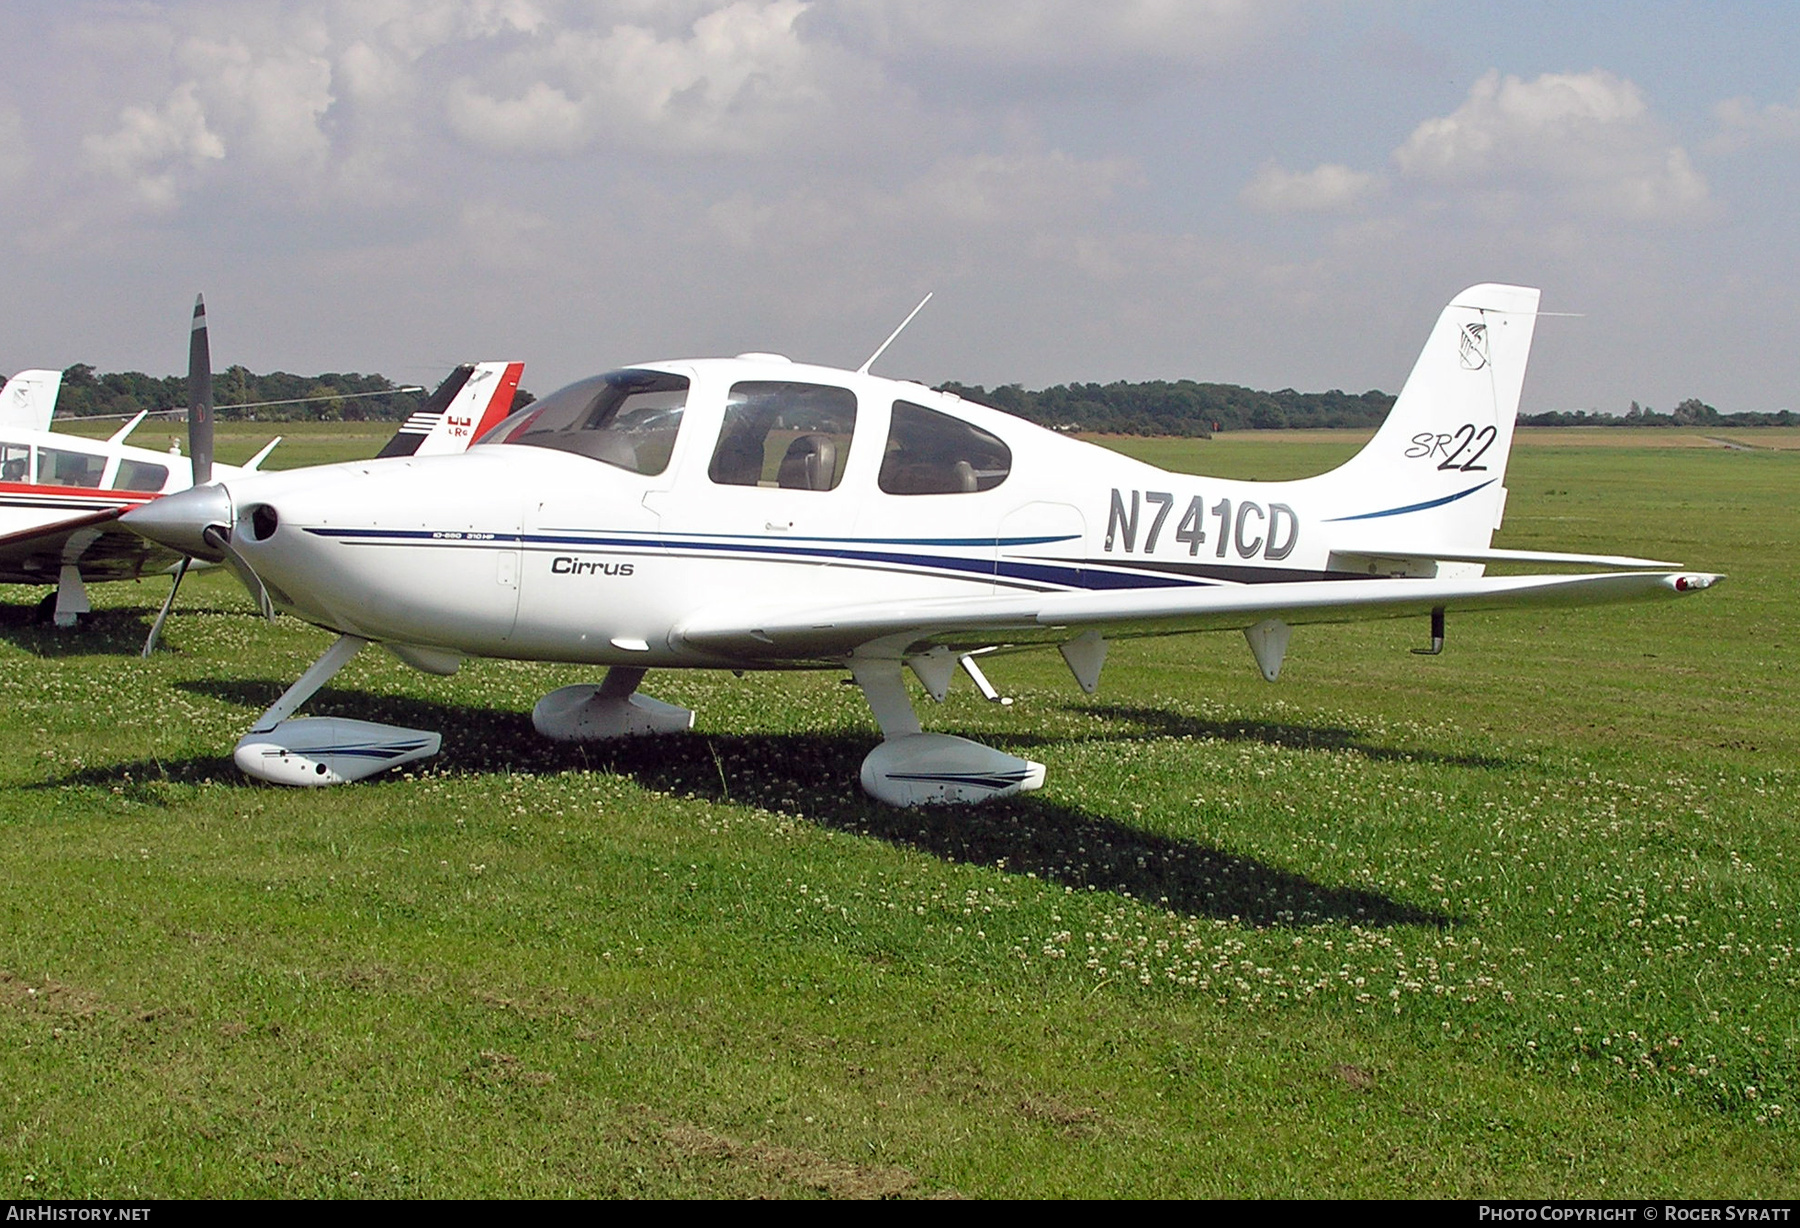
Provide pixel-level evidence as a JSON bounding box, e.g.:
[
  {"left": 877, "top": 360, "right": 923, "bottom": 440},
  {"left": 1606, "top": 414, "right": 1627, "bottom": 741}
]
[{"left": 1458, "top": 322, "right": 1489, "bottom": 370}]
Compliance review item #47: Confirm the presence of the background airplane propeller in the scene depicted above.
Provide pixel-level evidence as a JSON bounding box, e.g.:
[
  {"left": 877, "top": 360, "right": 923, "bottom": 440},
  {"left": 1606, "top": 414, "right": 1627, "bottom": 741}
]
[{"left": 188, "top": 294, "right": 213, "bottom": 486}]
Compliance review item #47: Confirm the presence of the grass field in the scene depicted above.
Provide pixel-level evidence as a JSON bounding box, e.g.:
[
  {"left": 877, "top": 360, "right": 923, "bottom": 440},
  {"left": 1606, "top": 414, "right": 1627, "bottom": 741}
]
[{"left": 0, "top": 425, "right": 1794, "bottom": 1197}]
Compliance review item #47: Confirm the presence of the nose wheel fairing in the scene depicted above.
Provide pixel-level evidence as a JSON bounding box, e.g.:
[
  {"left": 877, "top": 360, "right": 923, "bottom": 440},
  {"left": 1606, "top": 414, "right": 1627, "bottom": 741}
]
[
  {"left": 230, "top": 634, "right": 440, "bottom": 786},
  {"left": 236, "top": 717, "right": 439, "bottom": 786}
]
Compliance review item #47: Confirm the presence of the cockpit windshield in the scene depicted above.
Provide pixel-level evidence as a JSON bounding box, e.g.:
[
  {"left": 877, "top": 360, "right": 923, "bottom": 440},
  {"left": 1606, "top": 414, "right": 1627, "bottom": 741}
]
[{"left": 476, "top": 369, "right": 688, "bottom": 475}]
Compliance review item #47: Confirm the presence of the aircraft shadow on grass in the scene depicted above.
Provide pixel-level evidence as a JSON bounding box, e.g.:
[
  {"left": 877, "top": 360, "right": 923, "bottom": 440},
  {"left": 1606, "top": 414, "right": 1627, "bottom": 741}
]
[
  {"left": 41, "top": 677, "right": 1452, "bottom": 931},
  {"left": 0, "top": 600, "right": 246, "bottom": 659},
  {"left": 1073, "top": 702, "right": 1519, "bottom": 771}
]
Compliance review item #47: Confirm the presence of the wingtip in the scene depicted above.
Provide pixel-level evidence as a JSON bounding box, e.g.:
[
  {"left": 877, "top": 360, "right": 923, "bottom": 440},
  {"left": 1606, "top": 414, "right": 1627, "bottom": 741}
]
[{"left": 1669, "top": 573, "right": 1723, "bottom": 593}]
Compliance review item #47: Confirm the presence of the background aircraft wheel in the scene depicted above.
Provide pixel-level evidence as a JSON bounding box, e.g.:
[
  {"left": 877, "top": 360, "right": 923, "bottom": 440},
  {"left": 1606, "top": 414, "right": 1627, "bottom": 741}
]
[{"left": 32, "top": 592, "right": 66, "bottom": 625}]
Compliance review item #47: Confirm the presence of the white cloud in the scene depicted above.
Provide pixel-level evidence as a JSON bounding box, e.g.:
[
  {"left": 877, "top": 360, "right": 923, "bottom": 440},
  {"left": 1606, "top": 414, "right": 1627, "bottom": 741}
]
[
  {"left": 62, "top": 1, "right": 568, "bottom": 214},
  {"left": 702, "top": 148, "right": 1139, "bottom": 257},
  {"left": 74, "top": 10, "right": 340, "bottom": 212},
  {"left": 82, "top": 82, "right": 226, "bottom": 210},
  {"left": 1707, "top": 92, "right": 1800, "bottom": 155},
  {"left": 447, "top": 80, "right": 587, "bottom": 153},
  {"left": 1241, "top": 161, "right": 1383, "bottom": 214},
  {"left": 811, "top": 0, "right": 1279, "bottom": 72},
  {"left": 446, "top": 0, "right": 840, "bottom": 155},
  {"left": 1393, "top": 69, "right": 1707, "bottom": 220},
  {"left": 335, "top": 0, "right": 550, "bottom": 59},
  {"left": 897, "top": 150, "right": 1139, "bottom": 226},
  {"left": 178, "top": 37, "right": 336, "bottom": 176}
]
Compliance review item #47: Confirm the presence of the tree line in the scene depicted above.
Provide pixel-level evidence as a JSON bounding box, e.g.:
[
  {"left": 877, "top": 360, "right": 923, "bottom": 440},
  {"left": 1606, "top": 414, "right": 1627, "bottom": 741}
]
[
  {"left": 48, "top": 364, "right": 435, "bottom": 422},
  {"left": 1516, "top": 398, "right": 1797, "bottom": 428},
  {"left": 16, "top": 364, "right": 1786, "bottom": 434},
  {"left": 944, "top": 383, "right": 1798, "bottom": 435},
  {"left": 936, "top": 381, "right": 1396, "bottom": 436}
]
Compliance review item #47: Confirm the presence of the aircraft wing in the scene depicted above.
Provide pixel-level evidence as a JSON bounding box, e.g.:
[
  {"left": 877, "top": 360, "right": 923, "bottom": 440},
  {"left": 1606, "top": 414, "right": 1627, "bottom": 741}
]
[
  {"left": 0, "top": 507, "right": 182, "bottom": 585},
  {"left": 675, "top": 570, "right": 1722, "bottom": 664}
]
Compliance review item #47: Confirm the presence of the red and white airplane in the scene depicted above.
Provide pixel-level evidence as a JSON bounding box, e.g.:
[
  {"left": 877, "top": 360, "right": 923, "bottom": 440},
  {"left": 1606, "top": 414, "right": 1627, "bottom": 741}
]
[
  {"left": 122, "top": 285, "right": 1720, "bottom": 803},
  {"left": 0, "top": 299, "right": 523, "bottom": 635}
]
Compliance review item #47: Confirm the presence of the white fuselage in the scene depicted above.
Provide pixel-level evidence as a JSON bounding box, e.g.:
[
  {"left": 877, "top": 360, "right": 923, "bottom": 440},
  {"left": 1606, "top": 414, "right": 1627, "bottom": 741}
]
[{"left": 207, "top": 356, "right": 1462, "bottom": 669}]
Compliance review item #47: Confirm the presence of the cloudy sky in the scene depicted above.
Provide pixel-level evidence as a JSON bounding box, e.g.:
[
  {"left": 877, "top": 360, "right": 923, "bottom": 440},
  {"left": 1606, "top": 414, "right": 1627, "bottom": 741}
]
[{"left": 2, "top": 1, "right": 1797, "bottom": 414}]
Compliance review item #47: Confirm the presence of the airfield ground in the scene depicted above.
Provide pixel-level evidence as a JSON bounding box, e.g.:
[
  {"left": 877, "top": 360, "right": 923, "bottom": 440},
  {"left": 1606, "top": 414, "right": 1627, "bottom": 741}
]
[{"left": 0, "top": 425, "right": 1794, "bottom": 1197}]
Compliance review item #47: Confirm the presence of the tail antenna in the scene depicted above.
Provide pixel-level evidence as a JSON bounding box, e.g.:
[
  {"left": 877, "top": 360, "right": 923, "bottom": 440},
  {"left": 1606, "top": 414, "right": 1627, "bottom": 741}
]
[{"left": 856, "top": 292, "right": 933, "bottom": 375}]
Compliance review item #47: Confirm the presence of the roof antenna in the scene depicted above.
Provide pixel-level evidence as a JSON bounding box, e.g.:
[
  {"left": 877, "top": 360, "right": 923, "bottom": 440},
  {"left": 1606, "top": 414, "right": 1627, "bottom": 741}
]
[{"left": 857, "top": 292, "right": 932, "bottom": 375}]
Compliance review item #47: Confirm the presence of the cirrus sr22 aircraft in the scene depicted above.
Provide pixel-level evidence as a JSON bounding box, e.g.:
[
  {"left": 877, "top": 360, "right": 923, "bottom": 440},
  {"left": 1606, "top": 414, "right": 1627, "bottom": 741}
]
[{"left": 122, "top": 284, "right": 1719, "bottom": 805}]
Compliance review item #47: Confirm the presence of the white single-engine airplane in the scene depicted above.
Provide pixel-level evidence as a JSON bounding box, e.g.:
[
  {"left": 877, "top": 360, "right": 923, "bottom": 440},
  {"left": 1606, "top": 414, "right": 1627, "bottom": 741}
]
[
  {"left": 122, "top": 284, "right": 1720, "bottom": 804},
  {"left": 0, "top": 300, "right": 523, "bottom": 635}
]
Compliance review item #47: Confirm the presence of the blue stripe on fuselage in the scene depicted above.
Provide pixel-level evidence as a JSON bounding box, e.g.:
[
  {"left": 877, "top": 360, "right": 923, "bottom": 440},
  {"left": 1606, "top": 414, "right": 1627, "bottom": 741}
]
[{"left": 302, "top": 526, "right": 1206, "bottom": 592}]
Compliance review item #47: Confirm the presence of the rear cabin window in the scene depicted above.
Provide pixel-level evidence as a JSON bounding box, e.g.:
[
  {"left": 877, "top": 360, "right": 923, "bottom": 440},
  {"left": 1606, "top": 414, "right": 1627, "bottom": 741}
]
[
  {"left": 878, "top": 401, "right": 1011, "bottom": 495},
  {"left": 36, "top": 448, "right": 104, "bottom": 489},
  {"left": 113, "top": 459, "right": 170, "bottom": 492},
  {"left": 476, "top": 369, "right": 688, "bottom": 476},
  {"left": 0, "top": 444, "right": 28, "bottom": 483},
  {"left": 708, "top": 382, "right": 857, "bottom": 492}
]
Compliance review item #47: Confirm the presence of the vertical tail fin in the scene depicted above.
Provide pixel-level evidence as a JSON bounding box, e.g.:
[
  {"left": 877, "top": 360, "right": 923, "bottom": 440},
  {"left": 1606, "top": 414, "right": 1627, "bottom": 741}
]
[
  {"left": 1314, "top": 284, "right": 1540, "bottom": 555},
  {"left": 376, "top": 361, "right": 524, "bottom": 459},
  {"left": 0, "top": 369, "right": 63, "bottom": 432}
]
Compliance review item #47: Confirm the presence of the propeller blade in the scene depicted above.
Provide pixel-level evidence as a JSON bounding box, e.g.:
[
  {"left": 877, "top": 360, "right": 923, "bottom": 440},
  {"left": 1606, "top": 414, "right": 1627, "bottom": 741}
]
[
  {"left": 188, "top": 294, "right": 214, "bottom": 487},
  {"left": 140, "top": 556, "right": 191, "bottom": 658},
  {"left": 202, "top": 524, "right": 274, "bottom": 621}
]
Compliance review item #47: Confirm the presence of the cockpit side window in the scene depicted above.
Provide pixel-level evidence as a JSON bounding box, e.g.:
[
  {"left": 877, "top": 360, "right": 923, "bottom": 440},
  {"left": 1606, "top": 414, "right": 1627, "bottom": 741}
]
[
  {"left": 476, "top": 369, "right": 688, "bottom": 476},
  {"left": 879, "top": 401, "right": 1011, "bottom": 495},
  {"left": 0, "top": 444, "right": 30, "bottom": 484},
  {"left": 708, "top": 382, "right": 857, "bottom": 491}
]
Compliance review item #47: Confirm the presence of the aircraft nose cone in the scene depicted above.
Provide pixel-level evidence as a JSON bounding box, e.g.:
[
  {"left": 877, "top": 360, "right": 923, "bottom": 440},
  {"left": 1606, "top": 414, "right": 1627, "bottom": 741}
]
[{"left": 121, "top": 482, "right": 234, "bottom": 561}]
